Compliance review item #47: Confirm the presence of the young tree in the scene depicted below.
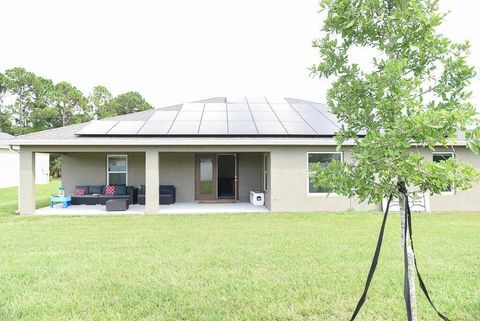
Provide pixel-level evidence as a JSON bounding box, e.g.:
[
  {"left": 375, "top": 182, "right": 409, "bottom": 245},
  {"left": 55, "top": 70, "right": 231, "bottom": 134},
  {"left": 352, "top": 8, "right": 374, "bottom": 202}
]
[{"left": 310, "top": 0, "right": 478, "bottom": 319}]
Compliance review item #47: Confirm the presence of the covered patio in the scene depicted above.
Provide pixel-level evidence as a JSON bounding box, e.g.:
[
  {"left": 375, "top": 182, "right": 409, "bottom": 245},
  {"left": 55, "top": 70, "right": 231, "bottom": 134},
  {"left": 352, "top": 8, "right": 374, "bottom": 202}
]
[{"left": 35, "top": 201, "right": 268, "bottom": 215}]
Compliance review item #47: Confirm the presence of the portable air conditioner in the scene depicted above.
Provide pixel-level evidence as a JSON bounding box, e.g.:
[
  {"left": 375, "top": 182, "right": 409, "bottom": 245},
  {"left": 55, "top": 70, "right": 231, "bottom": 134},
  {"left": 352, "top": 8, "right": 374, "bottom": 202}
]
[{"left": 249, "top": 191, "right": 265, "bottom": 206}]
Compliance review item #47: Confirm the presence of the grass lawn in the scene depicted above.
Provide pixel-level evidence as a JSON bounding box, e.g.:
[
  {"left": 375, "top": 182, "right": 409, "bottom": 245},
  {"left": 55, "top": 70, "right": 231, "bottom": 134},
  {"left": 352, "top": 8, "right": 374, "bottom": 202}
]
[{"left": 0, "top": 181, "right": 478, "bottom": 320}]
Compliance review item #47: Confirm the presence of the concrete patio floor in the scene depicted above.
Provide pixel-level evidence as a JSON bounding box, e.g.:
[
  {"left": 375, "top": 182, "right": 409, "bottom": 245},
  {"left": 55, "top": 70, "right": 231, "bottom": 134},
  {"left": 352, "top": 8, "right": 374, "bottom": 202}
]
[{"left": 34, "top": 202, "right": 269, "bottom": 215}]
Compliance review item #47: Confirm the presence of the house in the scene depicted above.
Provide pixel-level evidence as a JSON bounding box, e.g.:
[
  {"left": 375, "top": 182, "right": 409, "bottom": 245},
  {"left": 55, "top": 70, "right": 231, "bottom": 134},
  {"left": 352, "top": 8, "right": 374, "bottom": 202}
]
[
  {"left": 0, "top": 132, "right": 49, "bottom": 188},
  {"left": 5, "top": 97, "right": 480, "bottom": 214}
]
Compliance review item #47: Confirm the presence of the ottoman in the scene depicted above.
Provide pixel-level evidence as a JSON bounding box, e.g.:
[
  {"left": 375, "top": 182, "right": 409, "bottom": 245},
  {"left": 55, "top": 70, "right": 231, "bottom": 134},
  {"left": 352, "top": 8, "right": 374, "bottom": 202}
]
[{"left": 106, "top": 199, "right": 129, "bottom": 211}]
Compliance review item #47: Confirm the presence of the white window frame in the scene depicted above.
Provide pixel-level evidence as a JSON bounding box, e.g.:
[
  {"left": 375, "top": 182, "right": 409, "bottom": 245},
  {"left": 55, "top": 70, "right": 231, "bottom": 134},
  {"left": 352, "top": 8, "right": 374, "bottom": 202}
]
[
  {"left": 263, "top": 153, "right": 268, "bottom": 192},
  {"left": 307, "top": 152, "right": 343, "bottom": 197},
  {"left": 432, "top": 152, "right": 455, "bottom": 195},
  {"left": 107, "top": 154, "right": 128, "bottom": 185}
]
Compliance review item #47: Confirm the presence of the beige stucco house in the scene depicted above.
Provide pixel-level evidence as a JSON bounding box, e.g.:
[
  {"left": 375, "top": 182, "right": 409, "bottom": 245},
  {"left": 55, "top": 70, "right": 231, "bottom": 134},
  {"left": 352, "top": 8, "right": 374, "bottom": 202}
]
[
  {"left": 5, "top": 97, "right": 480, "bottom": 215},
  {"left": 0, "top": 132, "right": 49, "bottom": 188}
]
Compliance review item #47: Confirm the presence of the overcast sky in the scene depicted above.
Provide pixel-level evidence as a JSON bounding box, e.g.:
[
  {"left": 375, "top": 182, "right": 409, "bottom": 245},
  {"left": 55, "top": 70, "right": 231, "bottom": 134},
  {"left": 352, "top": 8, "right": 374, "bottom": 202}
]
[{"left": 1, "top": 0, "right": 478, "bottom": 108}]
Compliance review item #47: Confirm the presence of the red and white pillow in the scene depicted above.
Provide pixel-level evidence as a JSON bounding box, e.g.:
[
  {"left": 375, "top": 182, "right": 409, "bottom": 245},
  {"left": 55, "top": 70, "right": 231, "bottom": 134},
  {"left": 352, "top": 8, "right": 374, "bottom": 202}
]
[
  {"left": 74, "top": 188, "right": 87, "bottom": 196},
  {"left": 105, "top": 185, "right": 116, "bottom": 195}
]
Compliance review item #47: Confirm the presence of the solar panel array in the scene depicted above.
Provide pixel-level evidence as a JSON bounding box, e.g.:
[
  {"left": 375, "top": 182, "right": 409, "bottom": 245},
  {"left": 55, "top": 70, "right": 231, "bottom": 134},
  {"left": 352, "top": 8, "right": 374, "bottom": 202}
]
[{"left": 76, "top": 97, "right": 341, "bottom": 136}]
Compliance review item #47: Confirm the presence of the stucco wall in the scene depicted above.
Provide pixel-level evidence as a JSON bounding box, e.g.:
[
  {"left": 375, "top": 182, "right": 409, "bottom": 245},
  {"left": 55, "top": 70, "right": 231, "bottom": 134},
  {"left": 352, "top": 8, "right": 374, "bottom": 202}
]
[
  {"left": 159, "top": 153, "right": 195, "bottom": 202},
  {"left": 0, "top": 150, "right": 49, "bottom": 188},
  {"left": 419, "top": 146, "right": 480, "bottom": 212},
  {"left": 54, "top": 145, "right": 480, "bottom": 212},
  {"left": 62, "top": 152, "right": 145, "bottom": 194},
  {"left": 268, "top": 146, "right": 378, "bottom": 212},
  {"left": 61, "top": 151, "right": 263, "bottom": 203},
  {"left": 238, "top": 153, "right": 263, "bottom": 202}
]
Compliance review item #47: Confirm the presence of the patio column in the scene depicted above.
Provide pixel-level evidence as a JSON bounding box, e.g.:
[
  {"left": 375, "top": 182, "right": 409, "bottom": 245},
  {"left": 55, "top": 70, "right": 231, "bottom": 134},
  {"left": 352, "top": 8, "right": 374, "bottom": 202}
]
[
  {"left": 19, "top": 148, "right": 36, "bottom": 214},
  {"left": 145, "top": 149, "right": 159, "bottom": 213}
]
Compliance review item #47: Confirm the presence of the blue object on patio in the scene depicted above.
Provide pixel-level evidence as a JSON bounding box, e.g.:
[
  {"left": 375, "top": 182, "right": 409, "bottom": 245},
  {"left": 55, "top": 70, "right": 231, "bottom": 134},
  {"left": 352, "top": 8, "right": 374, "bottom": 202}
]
[{"left": 50, "top": 195, "right": 72, "bottom": 208}]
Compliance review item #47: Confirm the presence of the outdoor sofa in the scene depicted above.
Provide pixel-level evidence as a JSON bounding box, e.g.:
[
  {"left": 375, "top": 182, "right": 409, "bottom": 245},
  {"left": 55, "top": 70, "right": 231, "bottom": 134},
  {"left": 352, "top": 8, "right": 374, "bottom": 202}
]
[
  {"left": 137, "top": 185, "right": 176, "bottom": 205},
  {"left": 71, "top": 185, "right": 135, "bottom": 206}
]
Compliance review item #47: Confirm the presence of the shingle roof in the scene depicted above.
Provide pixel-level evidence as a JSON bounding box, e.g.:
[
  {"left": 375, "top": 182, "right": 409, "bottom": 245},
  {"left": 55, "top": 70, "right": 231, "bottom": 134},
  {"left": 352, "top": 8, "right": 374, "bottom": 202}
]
[{"left": 8, "top": 97, "right": 341, "bottom": 144}]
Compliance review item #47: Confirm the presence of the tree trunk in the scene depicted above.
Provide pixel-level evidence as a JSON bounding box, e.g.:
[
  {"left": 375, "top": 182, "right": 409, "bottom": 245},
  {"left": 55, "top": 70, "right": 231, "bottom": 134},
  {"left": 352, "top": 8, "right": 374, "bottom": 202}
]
[{"left": 399, "top": 190, "right": 418, "bottom": 321}]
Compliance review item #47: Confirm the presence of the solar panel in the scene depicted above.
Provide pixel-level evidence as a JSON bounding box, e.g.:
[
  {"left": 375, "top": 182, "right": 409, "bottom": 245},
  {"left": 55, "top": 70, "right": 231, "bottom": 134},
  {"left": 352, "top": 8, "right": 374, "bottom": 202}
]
[
  {"left": 137, "top": 120, "right": 173, "bottom": 134},
  {"left": 301, "top": 113, "right": 340, "bottom": 135},
  {"left": 198, "top": 121, "right": 228, "bottom": 135},
  {"left": 282, "top": 122, "right": 316, "bottom": 135},
  {"left": 246, "top": 96, "right": 267, "bottom": 104},
  {"left": 291, "top": 104, "right": 317, "bottom": 113},
  {"left": 227, "top": 112, "right": 253, "bottom": 122},
  {"left": 266, "top": 97, "right": 287, "bottom": 104},
  {"left": 275, "top": 111, "right": 304, "bottom": 122},
  {"left": 226, "top": 97, "right": 247, "bottom": 104},
  {"left": 75, "top": 98, "right": 340, "bottom": 137},
  {"left": 227, "top": 103, "right": 249, "bottom": 112},
  {"left": 181, "top": 103, "right": 205, "bottom": 112},
  {"left": 169, "top": 121, "right": 200, "bottom": 134},
  {"left": 228, "top": 122, "right": 258, "bottom": 135},
  {"left": 107, "top": 121, "right": 145, "bottom": 135},
  {"left": 249, "top": 104, "right": 272, "bottom": 112},
  {"left": 252, "top": 112, "right": 278, "bottom": 122},
  {"left": 270, "top": 103, "right": 294, "bottom": 112},
  {"left": 150, "top": 110, "right": 178, "bottom": 121},
  {"left": 76, "top": 121, "right": 118, "bottom": 135},
  {"left": 202, "top": 112, "right": 227, "bottom": 122},
  {"left": 255, "top": 122, "right": 287, "bottom": 134},
  {"left": 176, "top": 112, "right": 202, "bottom": 122},
  {"left": 204, "top": 103, "right": 227, "bottom": 112}
]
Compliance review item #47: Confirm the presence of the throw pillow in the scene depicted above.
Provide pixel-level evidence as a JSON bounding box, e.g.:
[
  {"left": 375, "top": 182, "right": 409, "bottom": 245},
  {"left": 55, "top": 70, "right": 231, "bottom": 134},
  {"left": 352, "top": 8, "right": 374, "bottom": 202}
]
[
  {"left": 74, "top": 188, "right": 87, "bottom": 196},
  {"left": 115, "top": 185, "right": 127, "bottom": 195},
  {"left": 105, "top": 185, "right": 116, "bottom": 195}
]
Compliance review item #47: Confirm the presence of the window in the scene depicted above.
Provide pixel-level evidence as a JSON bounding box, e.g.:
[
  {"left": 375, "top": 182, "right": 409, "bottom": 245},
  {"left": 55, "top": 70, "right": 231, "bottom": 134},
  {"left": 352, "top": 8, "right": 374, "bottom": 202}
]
[
  {"left": 263, "top": 153, "right": 268, "bottom": 191},
  {"left": 107, "top": 155, "right": 128, "bottom": 185},
  {"left": 308, "top": 152, "right": 343, "bottom": 194},
  {"left": 432, "top": 152, "right": 454, "bottom": 194}
]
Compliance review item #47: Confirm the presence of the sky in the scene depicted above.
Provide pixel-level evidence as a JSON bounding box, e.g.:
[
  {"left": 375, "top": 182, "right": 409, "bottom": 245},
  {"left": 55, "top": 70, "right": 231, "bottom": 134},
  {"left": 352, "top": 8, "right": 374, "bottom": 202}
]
[{"left": 0, "top": 0, "right": 478, "bottom": 108}]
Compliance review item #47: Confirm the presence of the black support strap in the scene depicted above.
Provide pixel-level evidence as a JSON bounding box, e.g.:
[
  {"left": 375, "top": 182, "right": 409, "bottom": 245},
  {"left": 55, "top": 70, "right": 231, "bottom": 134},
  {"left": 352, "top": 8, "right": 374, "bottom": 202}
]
[
  {"left": 405, "top": 194, "right": 450, "bottom": 321},
  {"left": 349, "top": 194, "right": 393, "bottom": 321},
  {"left": 350, "top": 186, "right": 450, "bottom": 321}
]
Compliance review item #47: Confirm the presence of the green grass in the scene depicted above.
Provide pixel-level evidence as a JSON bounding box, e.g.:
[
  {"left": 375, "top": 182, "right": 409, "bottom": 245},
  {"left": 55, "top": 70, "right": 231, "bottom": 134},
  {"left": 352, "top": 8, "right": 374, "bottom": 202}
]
[{"left": 0, "top": 182, "right": 478, "bottom": 320}]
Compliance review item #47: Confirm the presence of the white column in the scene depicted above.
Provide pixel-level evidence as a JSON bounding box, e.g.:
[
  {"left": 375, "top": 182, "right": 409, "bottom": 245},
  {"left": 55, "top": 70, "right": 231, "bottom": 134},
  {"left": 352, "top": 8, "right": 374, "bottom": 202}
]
[
  {"left": 19, "top": 149, "right": 36, "bottom": 214},
  {"left": 145, "top": 149, "right": 159, "bottom": 213}
]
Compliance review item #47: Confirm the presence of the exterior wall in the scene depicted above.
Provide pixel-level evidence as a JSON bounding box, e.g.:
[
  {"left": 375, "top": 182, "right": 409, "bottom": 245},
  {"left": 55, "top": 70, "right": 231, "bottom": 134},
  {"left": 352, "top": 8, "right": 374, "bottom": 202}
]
[
  {"left": 28, "top": 144, "right": 480, "bottom": 212},
  {"left": 62, "top": 152, "right": 145, "bottom": 194},
  {"left": 0, "top": 149, "right": 20, "bottom": 188},
  {"left": 0, "top": 150, "right": 49, "bottom": 188},
  {"left": 419, "top": 146, "right": 480, "bottom": 212},
  {"left": 237, "top": 153, "right": 263, "bottom": 202},
  {"left": 61, "top": 151, "right": 263, "bottom": 203},
  {"left": 269, "top": 146, "right": 379, "bottom": 212},
  {"left": 34, "top": 153, "right": 50, "bottom": 185},
  {"left": 159, "top": 153, "right": 195, "bottom": 202}
]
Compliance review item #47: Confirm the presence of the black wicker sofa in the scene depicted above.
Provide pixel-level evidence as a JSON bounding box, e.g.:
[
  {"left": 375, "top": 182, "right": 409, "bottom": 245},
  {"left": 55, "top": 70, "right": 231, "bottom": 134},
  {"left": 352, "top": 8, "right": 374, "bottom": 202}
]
[{"left": 71, "top": 185, "right": 135, "bottom": 206}]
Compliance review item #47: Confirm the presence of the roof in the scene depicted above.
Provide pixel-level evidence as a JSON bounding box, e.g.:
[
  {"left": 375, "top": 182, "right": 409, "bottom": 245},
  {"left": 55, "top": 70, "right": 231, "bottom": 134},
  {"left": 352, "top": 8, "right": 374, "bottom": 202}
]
[
  {"left": 0, "top": 132, "right": 14, "bottom": 149},
  {"left": 4, "top": 97, "right": 468, "bottom": 147},
  {"left": 6, "top": 97, "right": 346, "bottom": 146},
  {"left": 76, "top": 97, "right": 340, "bottom": 137}
]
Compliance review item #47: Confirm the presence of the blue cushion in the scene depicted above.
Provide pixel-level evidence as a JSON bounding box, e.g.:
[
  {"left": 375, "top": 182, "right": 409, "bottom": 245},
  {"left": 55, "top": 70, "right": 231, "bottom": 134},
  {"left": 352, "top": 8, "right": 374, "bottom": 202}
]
[
  {"left": 115, "top": 185, "right": 127, "bottom": 195},
  {"left": 88, "top": 185, "right": 103, "bottom": 194},
  {"left": 160, "top": 185, "right": 174, "bottom": 194}
]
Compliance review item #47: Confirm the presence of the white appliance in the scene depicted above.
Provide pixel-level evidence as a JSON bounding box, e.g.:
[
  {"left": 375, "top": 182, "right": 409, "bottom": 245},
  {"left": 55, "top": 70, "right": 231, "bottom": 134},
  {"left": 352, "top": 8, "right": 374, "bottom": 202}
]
[{"left": 249, "top": 191, "right": 265, "bottom": 206}]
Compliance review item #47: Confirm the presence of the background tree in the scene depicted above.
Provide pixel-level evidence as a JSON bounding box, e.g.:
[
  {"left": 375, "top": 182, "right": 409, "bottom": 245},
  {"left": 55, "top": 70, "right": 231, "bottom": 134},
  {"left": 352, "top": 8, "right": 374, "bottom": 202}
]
[
  {"left": 110, "top": 91, "right": 153, "bottom": 116},
  {"left": 89, "top": 85, "right": 114, "bottom": 119},
  {"left": 31, "top": 81, "right": 90, "bottom": 129},
  {"left": 1, "top": 67, "right": 52, "bottom": 134},
  {"left": 310, "top": 0, "right": 478, "bottom": 319}
]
